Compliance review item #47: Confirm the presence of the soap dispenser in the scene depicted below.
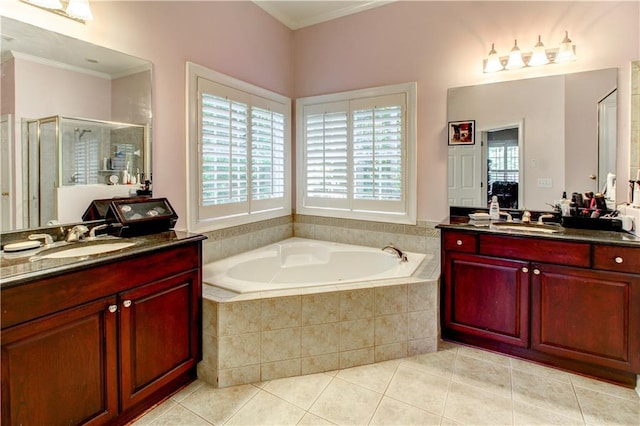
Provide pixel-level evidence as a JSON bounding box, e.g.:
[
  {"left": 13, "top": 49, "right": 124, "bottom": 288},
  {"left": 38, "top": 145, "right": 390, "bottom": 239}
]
[{"left": 489, "top": 195, "right": 500, "bottom": 220}]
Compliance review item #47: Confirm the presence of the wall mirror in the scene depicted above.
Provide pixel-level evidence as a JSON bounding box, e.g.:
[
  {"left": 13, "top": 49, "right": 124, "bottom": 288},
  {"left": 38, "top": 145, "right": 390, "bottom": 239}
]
[
  {"left": 447, "top": 68, "right": 617, "bottom": 211},
  {"left": 0, "top": 16, "right": 153, "bottom": 232}
]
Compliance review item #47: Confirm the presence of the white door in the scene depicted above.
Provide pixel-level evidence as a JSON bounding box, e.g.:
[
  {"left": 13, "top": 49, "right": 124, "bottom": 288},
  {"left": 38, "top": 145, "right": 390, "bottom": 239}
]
[
  {"left": 447, "top": 142, "right": 482, "bottom": 207},
  {"left": 1, "top": 114, "right": 13, "bottom": 231}
]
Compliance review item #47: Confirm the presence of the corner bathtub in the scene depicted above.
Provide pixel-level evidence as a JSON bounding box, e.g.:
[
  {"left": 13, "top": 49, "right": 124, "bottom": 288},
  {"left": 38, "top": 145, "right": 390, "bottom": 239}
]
[
  {"left": 202, "top": 237, "right": 426, "bottom": 294},
  {"left": 198, "top": 237, "right": 438, "bottom": 388}
]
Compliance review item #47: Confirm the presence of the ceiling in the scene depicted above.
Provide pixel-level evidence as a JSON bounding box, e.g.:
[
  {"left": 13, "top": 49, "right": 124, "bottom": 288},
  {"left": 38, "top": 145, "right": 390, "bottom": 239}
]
[{"left": 253, "top": 1, "right": 393, "bottom": 30}]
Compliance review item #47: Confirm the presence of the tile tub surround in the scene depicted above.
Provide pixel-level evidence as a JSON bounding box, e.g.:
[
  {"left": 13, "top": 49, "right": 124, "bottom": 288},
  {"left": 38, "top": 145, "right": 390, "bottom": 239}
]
[
  {"left": 200, "top": 213, "right": 442, "bottom": 265},
  {"left": 198, "top": 279, "right": 439, "bottom": 388}
]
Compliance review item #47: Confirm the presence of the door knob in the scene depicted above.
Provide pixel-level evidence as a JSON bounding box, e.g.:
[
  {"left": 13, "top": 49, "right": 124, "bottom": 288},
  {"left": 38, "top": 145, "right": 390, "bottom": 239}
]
[
  {"left": 589, "top": 174, "right": 597, "bottom": 180},
  {"left": 123, "top": 300, "right": 132, "bottom": 308}
]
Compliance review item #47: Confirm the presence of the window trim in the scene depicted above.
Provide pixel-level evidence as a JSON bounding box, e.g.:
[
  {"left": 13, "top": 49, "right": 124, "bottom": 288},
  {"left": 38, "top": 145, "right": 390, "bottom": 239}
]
[
  {"left": 296, "top": 82, "right": 417, "bottom": 224},
  {"left": 186, "top": 62, "right": 291, "bottom": 232}
]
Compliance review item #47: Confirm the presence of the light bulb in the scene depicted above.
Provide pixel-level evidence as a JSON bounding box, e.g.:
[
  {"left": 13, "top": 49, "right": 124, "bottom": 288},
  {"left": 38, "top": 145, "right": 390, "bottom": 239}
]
[
  {"left": 555, "top": 31, "right": 576, "bottom": 62},
  {"left": 505, "top": 39, "right": 525, "bottom": 70},
  {"left": 484, "top": 43, "right": 503, "bottom": 73},
  {"left": 528, "top": 35, "right": 549, "bottom": 66},
  {"left": 65, "top": 0, "right": 93, "bottom": 21}
]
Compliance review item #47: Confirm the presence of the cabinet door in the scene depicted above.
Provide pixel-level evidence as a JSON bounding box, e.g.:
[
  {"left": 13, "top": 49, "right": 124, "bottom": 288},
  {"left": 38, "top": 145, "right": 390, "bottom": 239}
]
[
  {"left": 1, "top": 297, "right": 118, "bottom": 426},
  {"left": 443, "top": 252, "right": 530, "bottom": 347},
  {"left": 531, "top": 264, "right": 640, "bottom": 372},
  {"left": 119, "top": 270, "right": 200, "bottom": 410}
]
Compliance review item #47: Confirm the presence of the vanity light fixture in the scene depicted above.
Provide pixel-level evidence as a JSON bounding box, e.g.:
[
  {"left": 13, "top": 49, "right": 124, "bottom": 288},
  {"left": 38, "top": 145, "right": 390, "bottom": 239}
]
[
  {"left": 21, "top": 0, "right": 93, "bottom": 23},
  {"left": 483, "top": 31, "right": 577, "bottom": 73}
]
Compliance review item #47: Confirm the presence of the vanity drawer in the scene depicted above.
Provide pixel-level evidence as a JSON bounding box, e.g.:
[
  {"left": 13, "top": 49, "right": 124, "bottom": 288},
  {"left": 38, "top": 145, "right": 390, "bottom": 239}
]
[
  {"left": 479, "top": 234, "right": 591, "bottom": 268},
  {"left": 443, "top": 231, "right": 478, "bottom": 254},
  {"left": 593, "top": 245, "right": 640, "bottom": 274}
]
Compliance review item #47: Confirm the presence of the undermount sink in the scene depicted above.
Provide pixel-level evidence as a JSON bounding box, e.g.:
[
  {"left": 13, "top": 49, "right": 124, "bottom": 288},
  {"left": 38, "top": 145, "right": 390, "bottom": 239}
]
[
  {"left": 37, "top": 242, "right": 136, "bottom": 259},
  {"left": 490, "top": 222, "right": 564, "bottom": 234}
]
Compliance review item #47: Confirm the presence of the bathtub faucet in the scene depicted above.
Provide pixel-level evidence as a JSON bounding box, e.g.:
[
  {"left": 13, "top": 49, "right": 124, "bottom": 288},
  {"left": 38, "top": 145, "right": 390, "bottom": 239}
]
[{"left": 382, "top": 244, "right": 408, "bottom": 262}]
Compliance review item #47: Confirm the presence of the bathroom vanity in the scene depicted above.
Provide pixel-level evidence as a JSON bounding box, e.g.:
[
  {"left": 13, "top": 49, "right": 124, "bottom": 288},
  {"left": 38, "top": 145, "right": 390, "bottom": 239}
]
[
  {"left": 0, "top": 231, "right": 205, "bottom": 425},
  {"left": 439, "top": 216, "right": 640, "bottom": 387}
]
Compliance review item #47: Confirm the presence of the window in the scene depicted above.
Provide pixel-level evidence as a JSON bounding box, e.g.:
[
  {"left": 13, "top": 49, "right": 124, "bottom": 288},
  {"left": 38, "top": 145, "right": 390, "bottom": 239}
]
[
  {"left": 187, "top": 62, "right": 291, "bottom": 232},
  {"left": 296, "top": 83, "right": 417, "bottom": 224}
]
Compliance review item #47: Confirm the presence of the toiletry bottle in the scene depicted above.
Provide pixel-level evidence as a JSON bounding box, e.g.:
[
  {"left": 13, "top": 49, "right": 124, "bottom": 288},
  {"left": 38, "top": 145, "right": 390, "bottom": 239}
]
[
  {"left": 634, "top": 182, "right": 640, "bottom": 208},
  {"left": 489, "top": 195, "right": 500, "bottom": 220}
]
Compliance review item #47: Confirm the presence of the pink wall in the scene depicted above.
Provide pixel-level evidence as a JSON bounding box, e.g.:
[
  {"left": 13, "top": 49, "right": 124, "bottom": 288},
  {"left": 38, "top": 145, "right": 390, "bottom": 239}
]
[
  {"left": 293, "top": 1, "right": 639, "bottom": 221},
  {"left": 3, "top": 1, "right": 638, "bottom": 225}
]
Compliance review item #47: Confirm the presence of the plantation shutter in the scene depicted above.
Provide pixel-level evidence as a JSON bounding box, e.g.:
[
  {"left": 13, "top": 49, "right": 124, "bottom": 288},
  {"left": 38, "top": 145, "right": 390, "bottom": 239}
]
[
  {"left": 350, "top": 94, "right": 406, "bottom": 213},
  {"left": 303, "top": 101, "right": 350, "bottom": 209},
  {"left": 198, "top": 78, "right": 250, "bottom": 219},
  {"left": 251, "top": 95, "right": 287, "bottom": 211}
]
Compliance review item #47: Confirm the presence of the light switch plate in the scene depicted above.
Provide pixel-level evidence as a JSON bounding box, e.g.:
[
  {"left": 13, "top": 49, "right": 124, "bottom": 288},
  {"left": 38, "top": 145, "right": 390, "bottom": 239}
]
[{"left": 537, "top": 178, "right": 553, "bottom": 188}]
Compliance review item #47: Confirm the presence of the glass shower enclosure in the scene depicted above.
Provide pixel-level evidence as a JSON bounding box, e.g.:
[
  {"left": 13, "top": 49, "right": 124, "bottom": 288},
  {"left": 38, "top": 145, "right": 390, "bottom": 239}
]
[{"left": 25, "top": 116, "right": 148, "bottom": 227}]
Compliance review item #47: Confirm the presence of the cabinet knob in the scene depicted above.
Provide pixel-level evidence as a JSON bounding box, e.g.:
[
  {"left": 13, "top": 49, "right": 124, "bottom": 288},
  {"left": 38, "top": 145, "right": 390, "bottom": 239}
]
[
  {"left": 522, "top": 267, "right": 529, "bottom": 273},
  {"left": 123, "top": 300, "right": 132, "bottom": 308},
  {"left": 456, "top": 240, "right": 463, "bottom": 246},
  {"left": 615, "top": 256, "right": 623, "bottom": 264},
  {"left": 533, "top": 269, "right": 541, "bottom": 275},
  {"left": 108, "top": 305, "right": 118, "bottom": 313}
]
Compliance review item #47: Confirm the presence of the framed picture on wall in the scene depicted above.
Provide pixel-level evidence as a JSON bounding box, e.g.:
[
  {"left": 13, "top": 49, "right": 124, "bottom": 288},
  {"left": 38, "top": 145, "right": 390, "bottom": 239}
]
[{"left": 448, "top": 120, "right": 475, "bottom": 145}]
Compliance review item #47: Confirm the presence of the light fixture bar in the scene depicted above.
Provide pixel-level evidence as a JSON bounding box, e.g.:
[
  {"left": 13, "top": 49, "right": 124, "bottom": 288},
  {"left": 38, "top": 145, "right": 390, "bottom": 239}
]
[
  {"left": 20, "top": 0, "right": 93, "bottom": 23},
  {"left": 483, "top": 31, "right": 577, "bottom": 73}
]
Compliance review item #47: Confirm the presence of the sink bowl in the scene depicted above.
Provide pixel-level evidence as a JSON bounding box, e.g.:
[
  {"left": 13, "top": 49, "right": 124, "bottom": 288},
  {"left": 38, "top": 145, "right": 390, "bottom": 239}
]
[
  {"left": 490, "top": 222, "right": 564, "bottom": 234},
  {"left": 37, "top": 242, "right": 135, "bottom": 259}
]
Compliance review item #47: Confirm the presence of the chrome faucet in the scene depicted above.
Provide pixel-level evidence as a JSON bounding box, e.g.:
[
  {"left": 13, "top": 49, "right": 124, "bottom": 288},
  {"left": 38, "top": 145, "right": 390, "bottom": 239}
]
[
  {"left": 498, "top": 211, "right": 513, "bottom": 222},
  {"left": 382, "top": 244, "right": 408, "bottom": 262},
  {"left": 537, "top": 213, "right": 555, "bottom": 225},
  {"left": 66, "top": 225, "right": 89, "bottom": 242},
  {"left": 88, "top": 224, "right": 108, "bottom": 239},
  {"left": 28, "top": 233, "right": 54, "bottom": 247}
]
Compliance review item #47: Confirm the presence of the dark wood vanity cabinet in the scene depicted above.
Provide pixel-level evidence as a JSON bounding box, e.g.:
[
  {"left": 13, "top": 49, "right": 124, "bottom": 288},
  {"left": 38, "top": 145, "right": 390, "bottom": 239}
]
[
  {"left": 443, "top": 251, "right": 530, "bottom": 347},
  {"left": 441, "top": 229, "right": 640, "bottom": 386},
  {"left": 1, "top": 240, "right": 203, "bottom": 425}
]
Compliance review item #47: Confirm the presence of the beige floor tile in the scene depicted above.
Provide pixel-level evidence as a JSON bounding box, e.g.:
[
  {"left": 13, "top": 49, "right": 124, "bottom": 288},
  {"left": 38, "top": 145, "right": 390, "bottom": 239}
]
[
  {"left": 309, "top": 377, "right": 382, "bottom": 425},
  {"left": 335, "top": 359, "right": 400, "bottom": 393},
  {"left": 570, "top": 373, "right": 640, "bottom": 401},
  {"left": 452, "top": 354, "right": 511, "bottom": 398},
  {"left": 440, "top": 417, "right": 464, "bottom": 425},
  {"left": 443, "top": 381, "right": 513, "bottom": 425},
  {"left": 179, "top": 383, "right": 259, "bottom": 425},
  {"left": 509, "top": 358, "right": 572, "bottom": 384},
  {"left": 369, "top": 396, "right": 441, "bottom": 425},
  {"left": 574, "top": 386, "right": 640, "bottom": 425},
  {"left": 385, "top": 364, "right": 449, "bottom": 416},
  {"left": 131, "top": 400, "right": 177, "bottom": 425},
  {"left": 262, "top": 373, "right": 332, "bottom": 410},
  {"left": 511, "top": 369, "right": 583, "bottom": 421},
  {"left": 296, "top": 412, "right": 336, "bottom": 425},
  {"left": 147, "top": 404, "right": 212, "bottom": 425},
  {"left": 170, "top": 379, "right": 205, "bottom": 403},
  {"left": 513, "top": 401, "right": 584, "bottom": 425},
  {"left": 401, "top": 350, "right": 456, "bottom": 379},
  {"left": 455, "top": 345, "right": 511, "bottom": 367},
  {"left": 225, "top": 391, "right": 306, "bottom": 425}
]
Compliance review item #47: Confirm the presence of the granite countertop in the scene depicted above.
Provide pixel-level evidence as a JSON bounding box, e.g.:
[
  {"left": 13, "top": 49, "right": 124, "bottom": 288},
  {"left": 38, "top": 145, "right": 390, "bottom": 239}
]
[
  {"left": 1, "top": 230, "right": 206, "bottom": 288},
  {"left": 438, "top": 216, "right": 640, "bottom": 248}
]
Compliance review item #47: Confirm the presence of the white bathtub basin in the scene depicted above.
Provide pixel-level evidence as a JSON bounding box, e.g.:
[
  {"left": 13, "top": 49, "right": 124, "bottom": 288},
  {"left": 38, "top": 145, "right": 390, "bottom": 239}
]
[{"left": 203, "top": 238, "right": 427, "bottom": 293}]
